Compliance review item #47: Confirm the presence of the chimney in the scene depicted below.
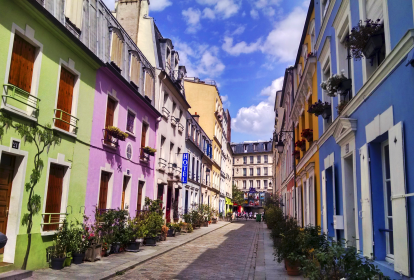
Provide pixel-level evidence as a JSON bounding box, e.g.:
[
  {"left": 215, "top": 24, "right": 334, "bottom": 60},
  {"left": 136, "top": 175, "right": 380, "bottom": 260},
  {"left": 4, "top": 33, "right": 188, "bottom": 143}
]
[{"left": 192, "top": 112, "right": 200, "bottom": 123}]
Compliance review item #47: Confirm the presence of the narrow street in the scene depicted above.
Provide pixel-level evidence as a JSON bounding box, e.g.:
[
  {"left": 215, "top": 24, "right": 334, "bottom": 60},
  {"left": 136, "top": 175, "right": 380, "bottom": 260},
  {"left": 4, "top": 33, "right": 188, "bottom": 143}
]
[{"left": 113, "top": 221, "right": 302, "bottom": 280}]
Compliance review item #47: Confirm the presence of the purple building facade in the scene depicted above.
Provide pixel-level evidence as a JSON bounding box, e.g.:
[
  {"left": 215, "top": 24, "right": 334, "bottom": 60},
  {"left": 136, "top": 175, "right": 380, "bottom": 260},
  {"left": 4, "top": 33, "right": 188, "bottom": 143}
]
[{"left": 85, "top": 66, "right": 160, "bottom": 218}]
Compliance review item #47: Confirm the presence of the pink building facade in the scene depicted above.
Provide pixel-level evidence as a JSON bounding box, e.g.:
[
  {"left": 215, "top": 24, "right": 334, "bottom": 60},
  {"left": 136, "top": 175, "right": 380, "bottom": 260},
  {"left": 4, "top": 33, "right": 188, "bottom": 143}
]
[{"left": 85, "top": 66, "right": 160, "bottom": 218}]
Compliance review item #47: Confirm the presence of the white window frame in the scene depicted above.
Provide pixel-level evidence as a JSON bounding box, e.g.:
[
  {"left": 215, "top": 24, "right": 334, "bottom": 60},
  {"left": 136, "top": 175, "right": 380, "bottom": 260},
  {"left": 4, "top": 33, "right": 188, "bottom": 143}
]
[
  {"left": 319, "top": 37, "right": 333, "bottom": 131},
  {"left": 97, "top": 166, "right": 115, "bottom": 210},
  {"left": 120, "top": 173, "right": 132, "bottom": 213}
]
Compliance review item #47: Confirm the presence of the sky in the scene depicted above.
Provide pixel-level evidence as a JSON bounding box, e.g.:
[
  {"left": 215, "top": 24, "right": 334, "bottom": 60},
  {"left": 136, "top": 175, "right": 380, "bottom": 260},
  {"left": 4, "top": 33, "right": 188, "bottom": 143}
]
[{"left": 103, "top": 0, "right": 309, "bottom": 143}]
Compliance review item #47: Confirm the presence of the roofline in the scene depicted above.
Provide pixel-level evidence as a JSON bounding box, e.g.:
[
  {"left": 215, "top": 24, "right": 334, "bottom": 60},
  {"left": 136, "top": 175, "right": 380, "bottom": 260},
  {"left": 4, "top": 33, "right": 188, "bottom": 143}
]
[{"left": 294, "top": 0, "right": 315, "bottom": 66}]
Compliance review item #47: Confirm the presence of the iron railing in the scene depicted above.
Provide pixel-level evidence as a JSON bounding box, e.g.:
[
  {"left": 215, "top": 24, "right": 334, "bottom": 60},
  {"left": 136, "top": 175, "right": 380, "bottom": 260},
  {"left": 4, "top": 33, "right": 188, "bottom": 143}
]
[
  {"left": 41, "top": 212, "right": 68, "bottom": 231},
  {"left": 171, "top": 116, "right": 178, "bottom": 126},
  {"left": 3, "top": 84, "right": 40, "bottom": 114},
  {"left": 102, "top": 129, "right": 119, "bottom": 147},
  {"left": 178, "top": 122, "right": 184, "bottom": 132},
  {"left": 53, "top": 109, "right": 79, "bottom": 133},
  {"left": 162, "top": 106, "right": 170, "bottom": 119},
  {"left": 158, "top": 158, "right": 167, "bottom": 170}
]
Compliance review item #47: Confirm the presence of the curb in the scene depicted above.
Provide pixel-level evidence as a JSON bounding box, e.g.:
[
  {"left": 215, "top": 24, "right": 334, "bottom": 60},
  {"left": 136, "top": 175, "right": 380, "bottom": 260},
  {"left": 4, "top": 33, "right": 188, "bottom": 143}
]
[{"left": 101, "top": 222, "right": 232, "bottom": 279}]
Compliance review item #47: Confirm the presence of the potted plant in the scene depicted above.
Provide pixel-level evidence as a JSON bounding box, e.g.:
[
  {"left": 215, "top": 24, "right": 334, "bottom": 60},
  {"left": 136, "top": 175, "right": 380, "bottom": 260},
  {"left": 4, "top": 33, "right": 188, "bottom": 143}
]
[
  {"left": 144, "top": 212, "right": 164, "bottom": 246},
  {"left": 50, "top": 223, "right": 67, "bottom": 270},
  {"left": 187, "top": 224, "right": 193, "bottom": 233},
  {"left": 338, "top": 78, "right": 352, "bottom": 95},
  {"left": 301, "top": 129, "right": 313, "bottom": 142},
  {"left": 295, "top": 140, "right": 306, "bottom": 151},
  {"left": 166, "top": 223, "right": 176, "bottom": 237},
  {"left": 143, "top": 146, "right": 157, "bottom": 156},
  {"left": 160, "top": 225, "right": 169, "bottom": 241},
  {"left": 346, "top": 19, "right": 384, "bottom": 60},
  {"left": 106, "top": 126, "right": 129, "bottom": 141},
  {"left": 292, "top": 150, "right": 300, "bottom": 160},
  {"left": 320, "top": 74, "right": 348, "bottom": 97},
  {"left": 111, "top": 208, "right": 129, "bottom": 254},
  {"left": 125, "top": 215, "right": 148, "bottom": 252},
  {"left": 70, "top": 220, "right": 89, "bottom": 265},
  {"left": 308, "top": 100, "right": 331, "bottom": 118}
]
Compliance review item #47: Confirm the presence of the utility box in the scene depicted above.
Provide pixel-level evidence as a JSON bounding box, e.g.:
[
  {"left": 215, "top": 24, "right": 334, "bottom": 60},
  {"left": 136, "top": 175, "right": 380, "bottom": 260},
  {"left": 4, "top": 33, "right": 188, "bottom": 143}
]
[{"left": 333, "top": 215, "right": 344, "bottom": 230}]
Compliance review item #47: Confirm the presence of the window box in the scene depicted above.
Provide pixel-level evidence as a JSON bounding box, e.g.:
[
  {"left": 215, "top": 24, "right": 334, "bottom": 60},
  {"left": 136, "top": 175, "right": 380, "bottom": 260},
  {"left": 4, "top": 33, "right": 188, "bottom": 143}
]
[
  {"left": 338, "top": 79, "right": 352, "bottom": 96},
  {"left": 295, "top": 140, "right": 306, "bottom": 152},
  {"left": 178, "top": 123, "right": 184, "bottom": 133},
  {"left": 301, "top": 129, "right": 313, "bottom": 142},
  {"left": 171, "top": 116, "right": 178, "bottom": 127},
  {"left": 105, "top": 126, "right": 128, "bottom": 141},
  {"left": 346, "top": 20, "right": 383, "bottom": 60},
  {"left": 162, "top": 107, "right": 170, "bottom": 119},
  {"left": 293, "top": 150, "right": 300, "bottom": 160},
  {"left": 142, "top": 146, "right": 156, "bottom": 156},
  {"left": 322, "top": 106, "right": 332, "bottom": 120},
  {"left": 308, "top": 100, "right": 331, "bottom": 117}
]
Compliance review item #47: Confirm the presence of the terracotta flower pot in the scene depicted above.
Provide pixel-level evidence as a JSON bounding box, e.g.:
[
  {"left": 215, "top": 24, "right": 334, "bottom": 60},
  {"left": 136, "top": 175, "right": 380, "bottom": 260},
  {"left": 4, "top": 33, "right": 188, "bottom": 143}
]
[{"left": 284, "top": 259, "right": 301, "bottom": 276}]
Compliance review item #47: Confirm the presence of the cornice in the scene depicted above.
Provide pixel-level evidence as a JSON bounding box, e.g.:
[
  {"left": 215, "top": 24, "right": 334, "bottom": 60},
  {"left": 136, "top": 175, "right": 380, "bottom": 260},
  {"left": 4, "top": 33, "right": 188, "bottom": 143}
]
[
  {"left": 315, "top": 0, "right": 337, "bottom": 51},
  {"left": 296, "top": 142, "right": 318, "bottom": 172},
  {"left": 332, "top": 0, "right": 350, "bottom": 30}
]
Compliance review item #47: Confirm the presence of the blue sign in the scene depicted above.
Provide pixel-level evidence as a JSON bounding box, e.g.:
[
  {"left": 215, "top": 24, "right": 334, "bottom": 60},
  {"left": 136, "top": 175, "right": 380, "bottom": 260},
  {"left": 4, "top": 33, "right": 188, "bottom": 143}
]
[
  {"left": 249, "top": 187, "right": 257, "bottom": 194},
  {"left": 181, "top": 153, "right": 189, "bottom": 184}
]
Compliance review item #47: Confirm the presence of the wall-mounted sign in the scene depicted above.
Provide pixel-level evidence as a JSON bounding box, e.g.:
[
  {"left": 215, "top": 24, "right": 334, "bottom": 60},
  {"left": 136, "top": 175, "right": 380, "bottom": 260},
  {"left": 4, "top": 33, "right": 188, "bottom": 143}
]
[
  {"left": 11, "top": 140, "right": 20, "bottom": 150},
  {"left": 249, "top": 187, "right": 256, "bottom": 194},
  {"left": 181, "top": 153, "right": 189, "bottom": 184}
]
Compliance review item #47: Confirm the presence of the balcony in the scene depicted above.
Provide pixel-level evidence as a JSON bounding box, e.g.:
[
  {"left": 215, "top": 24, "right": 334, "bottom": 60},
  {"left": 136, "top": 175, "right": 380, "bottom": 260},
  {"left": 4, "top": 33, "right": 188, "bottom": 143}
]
[
  {"left": 174, "top": 167, "right": 181, "bottom": 178},
  {"left": 2, "top": 84, "right": 40, "bottom": 119},
  {"left": 53, "top": 109, "right": 79, "bottom": 135},
  {"left": 178, "top": 122, "right": 184, "bottom": 133},
  {"left": 41, "top": 212, "right": 69, "bottom": 232},
  {"left": 168, "top": 163, "right": 175, "bottom": 175},
  {"left": 171, "top": 116, "right": 178, "bottom": 127},
  {"left": 162, "top": 107, "right": 170, "bottom": 119},
  {"left": 158, "top": 158, "right": 167, "bottom": 171},
  {"left": 102, "top": 128, "right": 119, "bottom": 147}
]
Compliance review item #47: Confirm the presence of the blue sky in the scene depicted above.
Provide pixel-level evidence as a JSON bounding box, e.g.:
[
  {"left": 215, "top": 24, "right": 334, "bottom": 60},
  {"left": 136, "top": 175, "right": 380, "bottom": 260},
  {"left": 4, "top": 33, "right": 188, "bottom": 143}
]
[{"left": 103, "top": 0, "right": 309, "bottom": 143}]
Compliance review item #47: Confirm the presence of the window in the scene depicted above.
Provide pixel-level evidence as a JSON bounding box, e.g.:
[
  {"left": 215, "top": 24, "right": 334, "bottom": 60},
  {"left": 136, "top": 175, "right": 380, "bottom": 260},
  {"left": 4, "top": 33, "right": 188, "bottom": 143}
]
[
  {"left": 110, "top": 29, "right": 123, "bottom": 69},
  {"left": 8, "top": 34, "right": 36, "bottom": 93},
  {"left": 126, "top": 110, "right": 135, "bottom": 133},
  {"left": 244, "top": 145, "right": 247, "bottom": 152},
  {"left": 130, "top": 53, "right": 141, "bottom": 87},
  {"left": 43, "top": 164, "right": 65, "bottom": 231},
  {"left": 55, "top": 67, "right": 75, "bottom": 132},
  {"left": 264, "top": 167, "right": 268, "bottom": 176},
  {"left": 104, "top": 97, "right": 117, "bottom": 145},
  {"left": 121, "top": 176, "right": 129, "bottom": 210},
  {"left": 250, "top": 168, "right": 253, "bottom": 176},
  {"left": 137, "top": 181, "right": 144, "bottom": 211},
  {"left": 243, "top": 180, "right": 246, "bottom": 189},
  {"left": 144, "top": 72, "right": 154, "bottom": 100},
  {"left": 243, "top": 156, "right": 247, "bottom": 164},
  {"left": 264, "top": 155, "right": 268, "bottom": 163},
  {"left": 249, "top": 180, "right": 253, "bottom": 188},
  {"left": 253, "top": 144, "right": 257, "bottom": 151},
  {"left": 98, "top": 171, "right": 111, "bottom": 210},
  {"left": 163, "top": 93, "right": 168, "bottom": 105},
  {"left": 382, "top": 142, "right": 394, "bottom": 260},
  {"left": 160, "top": 136, "right": 166, "bottom": 158},
  {"left": 179, "top": 109, "right": 183, "bottom": 121},
  {"left": 140, "top": 123, "right": 148, "bottom": 158},
  {"left": 192, "top": 157, "right": 195, "bottom": 180},
  {"left": 321, "top": 0, "right": 330, "bottom": 20},
  {"left": 264, "top": 180, "right": 268, "bottom": 188},
  {"left": 264, "top": 143, "right": 268, "bottom": 151},
  {"left": 243, "top": 168, "right": 246, "bottom": 176},
  {"left": 257, "top": 168, "right": 261, "bottom": 176},
  {"left": 250, "top": 156, "right": 253, "bottom": 164},
  {"left": 257, "top": 156, "right": 261, "bottom": 164},
  {"left": 256, "top": 180, "right": 260, "bottom": 189}
]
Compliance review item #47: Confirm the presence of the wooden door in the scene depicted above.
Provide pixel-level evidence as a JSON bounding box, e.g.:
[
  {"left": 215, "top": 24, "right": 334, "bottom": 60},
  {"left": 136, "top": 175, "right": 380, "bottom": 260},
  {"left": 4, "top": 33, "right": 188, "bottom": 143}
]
[
  {"left": 166, "top": 186, "right": 172, "bottom": 224},
  {"left": 0, "top": 154, "right": 15, "bottom": 254},
  {"left": 55, "top": 68, "right": 75, "bottom": 131},
  {"left": 8, "top": 35, "right": 35, "bottom": 93},
  {"left": 136, "top": 182, "right": 144, "bottom": 212},
  {"left": 98, "top": 172, "right": 110, "bottom": 210},
  {"left": 43, "top": 164, "right": 64, "bottom": 232},
  {"left": 121, "top": 176, "right": 128, "bottom": 210},
  {"left": 140, "top": 123, "right": 147, "bottom": 157}
]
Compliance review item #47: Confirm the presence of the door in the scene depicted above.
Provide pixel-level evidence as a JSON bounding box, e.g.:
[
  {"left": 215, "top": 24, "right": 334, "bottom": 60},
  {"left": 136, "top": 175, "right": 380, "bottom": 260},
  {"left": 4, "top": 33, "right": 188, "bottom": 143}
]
[
  {"left": 0, "top": 154, "right": 15, "bottom": 253},
  {"left": 55, "top": 68, "right": 75, "bottom": 131},
  {"left": 185, "top": 190, "right": 189, "bottom": 214},
  {"left": 166, "top": 186, "right": 172, "bottom": 223},
  {"left": 121, "top": 176, "right": 128, "bottom": 210},
  {"left": 136, "top": 181, "right": 144, "bottom": 213},
  {"left": 98, "top": 172, "right": 110, "bottom": 210},
  {"left": 43, "top": 164, "right": 65, "bottom": 232},
  {"left": 104, "top": 98, "right": 116, "bottom": 144}
]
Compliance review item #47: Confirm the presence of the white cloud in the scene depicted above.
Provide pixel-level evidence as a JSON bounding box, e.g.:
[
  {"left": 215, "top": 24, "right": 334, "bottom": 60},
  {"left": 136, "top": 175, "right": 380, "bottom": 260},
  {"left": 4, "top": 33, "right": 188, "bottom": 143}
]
[
  {"left": 232, "top": 76, "right": 284, "bottom": 137},
  {"left": 202, "top": 8, "right": 216, "bottom": 19},
  {"left": 182, "top": 8, "right": 202, "bottom": 33},
  {"left": 222, "top": 36, "right": 262, "bottom": 56},
  {"left": 263, "top": 7, "right": 275, "bottom": 17},
  {"left": 232, "top": 26, "right": 245, "bottom": 35},
  {"left": 195, "top": 0, "right": 241, "bottom": 19},
  {"left": 221, "top": 95, "right": 231, "bottom": 108},
  {"left": 250, "top": 9, "right": 259, "bottom": 19},
  {"left": 174, "top": 40, "right": 225, "bottom": 78},
  {"left": 150, "top": 0, "right": 172, "bottom": 12}
]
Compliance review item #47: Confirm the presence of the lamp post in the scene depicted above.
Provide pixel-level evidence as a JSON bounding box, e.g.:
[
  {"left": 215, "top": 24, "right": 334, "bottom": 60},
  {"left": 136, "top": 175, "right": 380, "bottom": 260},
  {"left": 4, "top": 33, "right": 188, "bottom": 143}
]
[{"left": 274, "top": 124, "right": 298, "bottom": 220}]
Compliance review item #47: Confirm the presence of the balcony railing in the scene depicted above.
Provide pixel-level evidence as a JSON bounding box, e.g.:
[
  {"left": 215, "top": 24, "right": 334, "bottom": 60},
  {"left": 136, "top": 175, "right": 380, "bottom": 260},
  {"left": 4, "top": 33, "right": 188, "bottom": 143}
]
[
  {"left": 102, "top": 129, "right": 119, "bottom": 147},
  {"left": 158, "top": 158, "right": 167, "bottom": 171},
  {"left": 178, "top": 122, "right": 184, "bottom": 133},
  {"left": 53, "top": 109, "right": 79, "bottom": 134},
  {"left": 168, "top": 163, "right": 175, "bottom": 175},
  {"left": 162, "top": 107, "right": 170, "bottom": 119},
  {"left": 41, "top": 212, "right": 68, "bottom": 231},
  {"left": 3, "top": 84, "right": 40, "bottom": 117},
  {"left": 174, "top": 167, "right": 181, "bottom": 178},
  {"left": 171, "top": 116, "right": 178, "bottom": 126}
]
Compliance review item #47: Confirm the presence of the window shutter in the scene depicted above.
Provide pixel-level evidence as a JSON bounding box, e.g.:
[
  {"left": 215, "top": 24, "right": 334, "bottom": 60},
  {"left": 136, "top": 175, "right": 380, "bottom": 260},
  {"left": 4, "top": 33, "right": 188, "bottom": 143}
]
[
  {"left": 105, "top": 98, "right": 116, "bottom": 128},
  {"left": 322, "top": 170, "right": 327, "bottom": 234},
  {"left": 130, "top": 54, "right": 141, "bottom": 86},
  {"left": 388, "top": 122, "right": 409, "bottom": 276},
  {"left": 8, "top": 35, "right": 35, "bottom": 93},
  {"left": 145, "top": 72, "right": 154, "bottom": 99},
  {"left": 111, "top": 30, "right": 123, "bottom": 69},
  {"left": 43, "top": 164, "right": 64, "bottom": 231},
  {"left": 99, "top": 172, "right": 109, "bottom": 210},
  {"left": 359, "top": 144, "right": 373, "bottom": 258},
  {"left": 55, "top": 68, "right": 75, "bottom": 131},
  {"left": 65, "top": 0, "right": 83, "bottom": 29}
]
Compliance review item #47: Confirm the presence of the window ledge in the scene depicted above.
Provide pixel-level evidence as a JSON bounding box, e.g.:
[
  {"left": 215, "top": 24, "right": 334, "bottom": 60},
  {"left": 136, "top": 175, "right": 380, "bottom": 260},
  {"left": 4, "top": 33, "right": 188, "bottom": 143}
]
[
  {"left": 1, "top": 106, "right": 37, "bottom": 122},
  {"left": 53, "top": 126, "right": 77, "bottom": 139},
  {"left": 125, "top": 131, "right": 135, "bottom": 137},
  {"left": 103, "top": 142, "right": 117, "bottom": 150},
  {"left": 41, "top": 230, "right": 57, "bottom": 236}
]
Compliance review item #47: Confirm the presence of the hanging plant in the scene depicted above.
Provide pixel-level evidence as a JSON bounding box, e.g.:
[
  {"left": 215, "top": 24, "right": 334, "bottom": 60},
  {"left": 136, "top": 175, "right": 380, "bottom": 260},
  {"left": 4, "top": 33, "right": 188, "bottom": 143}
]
[
  {"left": 106, "top": 126, "right": 129, "bottom": 141},
  {"left": 143, "top": 146, "right": 157, "bottom": 156},
  {"left": 292, "top": 150, "right": 300, "bottom": 160},
  {"left": 321, "top": 74, "right": 348, "bottom": 97},
  {"left": 308, "top": 100, "right": 331, "bottom": 117},
  {"left": 295, "top": 140, "right": 306, "bottom": 151},
  {"left": 301, "top": 129, "right": 313, "bottom": 142},
  {"left": 337, "top": 99, "right": 351, "bottom": 115},
  {"left": 345, "top": 19, "right": 383, "bottom": 60}
]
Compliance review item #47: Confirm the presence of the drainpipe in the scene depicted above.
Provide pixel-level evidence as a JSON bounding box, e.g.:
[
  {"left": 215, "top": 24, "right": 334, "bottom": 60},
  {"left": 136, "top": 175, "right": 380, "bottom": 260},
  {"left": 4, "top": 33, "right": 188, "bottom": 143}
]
[{"left": 290, "top": 68, "right": 298, "bottom": 221}]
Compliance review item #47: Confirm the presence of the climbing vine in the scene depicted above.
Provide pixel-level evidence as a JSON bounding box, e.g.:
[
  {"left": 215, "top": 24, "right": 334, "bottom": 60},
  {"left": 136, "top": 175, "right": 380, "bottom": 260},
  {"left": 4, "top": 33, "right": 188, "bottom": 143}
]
[{"left": 0, "top": 113, "right": 60, "bottom": 270}]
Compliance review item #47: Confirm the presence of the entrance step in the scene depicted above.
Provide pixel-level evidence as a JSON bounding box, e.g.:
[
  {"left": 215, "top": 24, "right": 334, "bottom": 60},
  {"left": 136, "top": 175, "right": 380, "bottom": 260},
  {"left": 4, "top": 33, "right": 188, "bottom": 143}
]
[
  {"left": 0, "top": 269, "right": 32, "bottom": 280},
  {"left": 0, "top": 263, "right": 14, "bottom": 274}
]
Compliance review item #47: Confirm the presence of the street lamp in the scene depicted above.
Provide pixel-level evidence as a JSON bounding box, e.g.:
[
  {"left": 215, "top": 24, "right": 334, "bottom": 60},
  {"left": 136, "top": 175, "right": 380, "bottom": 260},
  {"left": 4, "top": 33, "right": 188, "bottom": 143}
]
[{"left": 275, "top": 140, "right": 285, "bottom": 154}]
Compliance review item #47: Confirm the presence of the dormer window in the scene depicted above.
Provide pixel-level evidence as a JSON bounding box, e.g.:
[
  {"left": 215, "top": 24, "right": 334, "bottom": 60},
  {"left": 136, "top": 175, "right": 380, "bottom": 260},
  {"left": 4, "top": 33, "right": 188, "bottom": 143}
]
[
  {"left": 129, "top": 52, "right": 141, "bottom": 89},
  {"left": 244, "top": 145, "right": 248, "bottom": 152},
  {"left": 110, "top": 28, "right": 124, "bottom": 71},
  {"left": 144, "top": 71, "right": 154, "bottom": 100},
  {"left": 166, "top": 48, "right": 171, "bottom": 73}
]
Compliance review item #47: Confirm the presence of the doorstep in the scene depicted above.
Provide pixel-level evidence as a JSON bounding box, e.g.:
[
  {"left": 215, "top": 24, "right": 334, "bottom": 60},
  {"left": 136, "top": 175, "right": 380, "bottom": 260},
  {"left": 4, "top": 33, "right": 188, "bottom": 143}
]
[{"left": 27, "top": 222, "right": 231, "bottom": 280}]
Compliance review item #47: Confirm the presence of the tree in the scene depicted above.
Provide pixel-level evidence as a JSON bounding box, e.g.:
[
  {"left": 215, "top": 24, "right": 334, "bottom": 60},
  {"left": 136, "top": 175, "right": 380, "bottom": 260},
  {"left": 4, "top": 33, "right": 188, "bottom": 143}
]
[
  {"left": 232, "top": 184, "right": 245, "bottom": 206},
  {"left": 0, "top": 113, "right": 60, "bottom": 270}
]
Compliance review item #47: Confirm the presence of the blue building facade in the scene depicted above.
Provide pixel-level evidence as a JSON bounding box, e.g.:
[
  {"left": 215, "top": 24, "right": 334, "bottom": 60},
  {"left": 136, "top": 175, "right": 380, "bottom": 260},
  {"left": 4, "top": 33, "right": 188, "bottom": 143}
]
[{"left": 314, "top": 0, "right": 414, "bottom": 278}]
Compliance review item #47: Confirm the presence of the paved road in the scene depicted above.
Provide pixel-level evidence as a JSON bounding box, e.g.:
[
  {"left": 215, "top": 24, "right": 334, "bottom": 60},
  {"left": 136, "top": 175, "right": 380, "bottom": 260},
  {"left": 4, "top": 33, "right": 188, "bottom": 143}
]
[{"left": 113, "top": 220, "right": 303, "bottom": 280}]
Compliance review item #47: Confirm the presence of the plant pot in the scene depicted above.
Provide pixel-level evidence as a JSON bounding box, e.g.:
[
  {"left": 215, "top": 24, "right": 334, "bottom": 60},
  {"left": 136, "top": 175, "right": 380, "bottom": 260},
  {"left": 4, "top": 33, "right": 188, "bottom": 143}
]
[
  {"left": 321, "top": 107, "right": 331, "bottom": 120},
  {"left": 85, "top": 244, "right": 102, "bottom": 262},
  {"left": 101, "top": 249, "right": 108, "bottom": 257},
  {"left": 144, "top": 237, "right": 157, "bottom": 246},
  {"left": 167, "top": 228, "right": 176, "bottom": 237},
  {"left": 51, "top": 257, "right": 66, "bottom": 270},
  {"left": 339, "top": 78, "right": 352, "bottom": 95},
  {"left": 111, "top": 242, "right": 121, "bottom": 254},
  {"left": 72, "top": 252, "right": 85, "bottom": 264},
  {"left": 285, "top": 259, "right": 301, "bottom": 276},
  {"left": 201, "top": 221, "right": 209, "bottom": 227},
  {"left": 212, "top": 218, "right": 217, "bottom": 224},
  {"left": 362, "top": 33, "right": 384, "bottom": 59},
  {"left": 160, "top": 234, "right": 167, "bottom": 241},
  {"left": 63, "top": 253, "right": 72, "bottom": 267},
  {"left": 126, "top": 241, "right": 140, "bottom": 252}
]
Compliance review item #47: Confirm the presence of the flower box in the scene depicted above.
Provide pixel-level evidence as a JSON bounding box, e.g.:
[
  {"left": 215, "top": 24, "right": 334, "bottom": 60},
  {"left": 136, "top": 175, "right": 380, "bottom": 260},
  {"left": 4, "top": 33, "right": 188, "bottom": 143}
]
[
  {"left": 322, "top": 106, "right": 332, "bottom": 120},
  {"left": 308, "top": 100, "right": 331, "bottom": 117},
  {"left": 301, "top": 129, "right": 313, "bottom": 142},
  {"left": 293, "top": 150, "right": 300, "bottom": 160},
  {"left": 338, "top": 79, "right": 352, "bottom": 96},
  {"left": 362, "top": 33, "right": 384, "bottom": 59},
  {"left": 295, "top": 140, "right": 306, "bottom": 152},
  {"left": 143, "top": 146, "right": 156, "bottom": 156},
  {"left": 346, "top": 19, "right": 383, "bottom": 60},
  {"left": 84, "top": 243, "right": 102, "bottom": 262}
]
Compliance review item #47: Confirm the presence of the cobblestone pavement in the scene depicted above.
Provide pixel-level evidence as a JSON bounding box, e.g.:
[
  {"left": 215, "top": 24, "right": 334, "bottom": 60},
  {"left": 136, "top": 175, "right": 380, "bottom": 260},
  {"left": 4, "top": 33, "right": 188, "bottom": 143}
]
[{"left": 113, "top": 220, "right": 304, "bottom": 280}]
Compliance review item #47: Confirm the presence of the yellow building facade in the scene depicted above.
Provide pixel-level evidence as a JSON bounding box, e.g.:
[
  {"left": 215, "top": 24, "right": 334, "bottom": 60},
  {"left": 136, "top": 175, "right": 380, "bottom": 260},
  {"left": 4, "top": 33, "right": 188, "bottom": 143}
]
[{"left": 184, "top": 79, "right": 223, "bottom": 211}]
